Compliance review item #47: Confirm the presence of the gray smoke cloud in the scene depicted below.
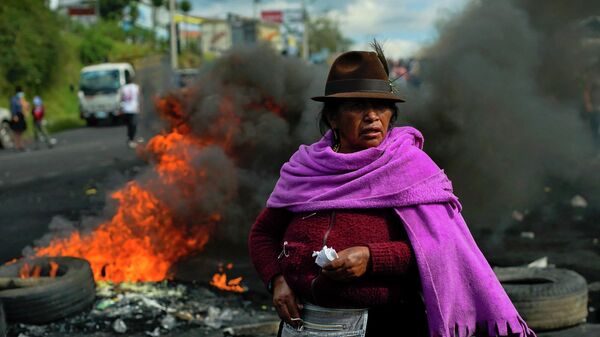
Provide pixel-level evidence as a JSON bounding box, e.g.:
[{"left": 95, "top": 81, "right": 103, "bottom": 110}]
[
  {"left": 399, "top": 0, "right": 600, "bottom": 247},
  {"left": 25, "top": 45, "right": 324, "bottom": 260},
  {"left": 163, "top": 44, "right": 324, "bottom": 246}
]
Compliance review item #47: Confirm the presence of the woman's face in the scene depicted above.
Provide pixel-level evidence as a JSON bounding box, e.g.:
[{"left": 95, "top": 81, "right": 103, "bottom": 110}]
[{"left": 328, "top": 99, "right": 394, "bottom": 153}]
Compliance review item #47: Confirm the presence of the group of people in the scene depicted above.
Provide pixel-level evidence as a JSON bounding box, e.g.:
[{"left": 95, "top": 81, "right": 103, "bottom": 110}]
[{"left": 9, "top": 86, "right": 53, "bottom": 151}]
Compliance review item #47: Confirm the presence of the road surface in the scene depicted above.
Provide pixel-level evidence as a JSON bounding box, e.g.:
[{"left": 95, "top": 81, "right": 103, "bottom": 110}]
[{"left": 0, "top": 125, "right": 143, "bottom": 263}]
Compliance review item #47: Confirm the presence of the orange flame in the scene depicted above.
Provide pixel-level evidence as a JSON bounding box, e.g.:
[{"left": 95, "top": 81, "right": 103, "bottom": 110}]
[
  {"left": 49, "top": 261, "right": 59, "bottom": 277},
  {"left": 19, "top": 263, "right": 30, "bottom": 279},
  {"left": 210, "top": 263, "right": 246, "bottom": 293},
  {"left": 26, "top": 89, "right": 273, "bottom": 284},
  {"left": 30, "top": 95, "right": 233, "bottom": 283},
  {"left": 18, "top": 261, "right": 57, "bottom": 279}
]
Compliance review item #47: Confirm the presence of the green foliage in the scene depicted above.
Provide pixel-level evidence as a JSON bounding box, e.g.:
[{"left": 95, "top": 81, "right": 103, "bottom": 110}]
[
  {"left": 80, "top": 31, "right": 114, "bottom": 65},
  {"left": 179, "top": 0, "right": 192, "bottom": 13},
  {"left": 99, "top": 0, "right": 134, "bottom": 20},
  {"left": 308, "top": 17, "right": 353, "bottom": 54},
  {"left": 0, "top": 0, "right": 62, "bottom": 93}
]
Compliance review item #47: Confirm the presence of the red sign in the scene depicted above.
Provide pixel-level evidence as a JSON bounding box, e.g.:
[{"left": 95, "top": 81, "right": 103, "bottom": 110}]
[
  {"left": 68, "top": 7, "right": 96, "bottom": 16},
  {"left": 261, "top": 10, "right": 283, "bottom": 23}
]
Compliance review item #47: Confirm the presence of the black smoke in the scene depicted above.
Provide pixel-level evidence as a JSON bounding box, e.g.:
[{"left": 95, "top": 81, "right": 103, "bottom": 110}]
[{"left": 399, "top": 0, "right": 600, "bottom": 246}]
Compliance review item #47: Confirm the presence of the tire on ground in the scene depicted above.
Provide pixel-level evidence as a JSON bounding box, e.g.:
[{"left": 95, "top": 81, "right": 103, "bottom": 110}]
[
  {"left": 0, "top": 300, "right": 6, "bottom": 337},
  {"left": 495, "top": 267, "right": 588, "bottom": 331},
  {"left": 0, "top": 257, "right": 95, "bottom": 324}
]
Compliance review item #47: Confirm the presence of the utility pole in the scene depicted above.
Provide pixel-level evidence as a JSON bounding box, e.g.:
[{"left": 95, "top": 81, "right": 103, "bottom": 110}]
[
  {"left": 169, "top": 0, "right": 178, "bottom": 70},
  {"left": 301, "top": 0, "right": 309, "bottom": 61}
]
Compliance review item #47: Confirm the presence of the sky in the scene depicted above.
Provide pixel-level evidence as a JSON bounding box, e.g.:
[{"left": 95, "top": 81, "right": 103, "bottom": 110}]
[{"left": 188, "top": 0, "right": 471, "bottom": 58}]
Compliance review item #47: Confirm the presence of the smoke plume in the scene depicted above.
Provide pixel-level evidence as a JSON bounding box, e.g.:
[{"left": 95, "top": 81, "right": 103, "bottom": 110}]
[{"left": 399, "top": 0, "right": 600, "bottom": 246}]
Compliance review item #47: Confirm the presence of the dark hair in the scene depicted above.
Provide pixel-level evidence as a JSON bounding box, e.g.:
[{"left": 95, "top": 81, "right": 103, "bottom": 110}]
[
  {"left": 15, "top": 85, "right": 22, "bottom": 94},
  {"left": 318, "top": 99, "right": 399, "bottom": 134}
]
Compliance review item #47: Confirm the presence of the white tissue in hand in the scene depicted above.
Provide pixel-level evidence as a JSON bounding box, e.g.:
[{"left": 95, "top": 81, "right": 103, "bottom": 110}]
[{"left": 312, "top": 246, "right": 338, "bottom": 267}]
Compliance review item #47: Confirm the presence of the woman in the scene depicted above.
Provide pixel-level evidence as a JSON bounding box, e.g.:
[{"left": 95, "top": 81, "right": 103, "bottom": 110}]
[
  {"left": 249, "top": 46, "right": 536, "bottom": 337},
  {"left": 9, "top": 86, "right": 28, "bottom": 151}
]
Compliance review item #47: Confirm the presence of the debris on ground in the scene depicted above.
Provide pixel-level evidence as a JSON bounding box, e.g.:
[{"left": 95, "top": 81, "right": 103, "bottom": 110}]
[
  {"left": 520, "top": 231, "right": 535, "bottom": 239},
  {"left": 222, "top": 321, "right": 280, "bottom": 336},
  {"left": 112, "top": 318, "right": 127, "bottom": 334},
  {"left": 7, "top": 281, "right": 276, "bottom": 337},
  {"left": 512, "top": 210, "right": 525, "bottom": 222},
  {"left": 85, "top": 188, "right": 97, "bottom": 196},
  {"left": 570, "top": 195, "right": 588, "bottom": 208},
  {"left": 527, "top": 257, "right": 548, "bottom": 268}
]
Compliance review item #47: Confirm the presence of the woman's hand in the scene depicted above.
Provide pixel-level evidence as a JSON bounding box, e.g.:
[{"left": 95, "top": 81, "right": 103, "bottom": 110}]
[
  {"left": 272, "top": 275, "right": 303, "bottom": 328},
  {"left": 322, "top": 246, "right": 370, "bottom": 281}
]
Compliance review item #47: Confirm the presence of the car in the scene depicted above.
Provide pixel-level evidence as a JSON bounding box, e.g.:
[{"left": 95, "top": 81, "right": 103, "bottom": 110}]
[
  {"left": 78, "top": 63, "right": 135, "bottom": 126},
  {"left": 0, "top": 107, "right": 13, "bottom": 149}
]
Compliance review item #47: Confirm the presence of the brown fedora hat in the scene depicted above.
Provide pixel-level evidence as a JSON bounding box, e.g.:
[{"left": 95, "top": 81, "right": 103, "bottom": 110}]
[{"left": 311, "top": 51, "right": 405, "bottom": 102}]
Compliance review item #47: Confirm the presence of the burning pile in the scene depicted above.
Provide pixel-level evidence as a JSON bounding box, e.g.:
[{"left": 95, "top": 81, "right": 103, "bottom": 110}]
[
  {"left": 23, "top": 45, "right": 319, "bottom": 284},
  {"left": 32, "top": 97, "right": 225, "bottom": 282}
]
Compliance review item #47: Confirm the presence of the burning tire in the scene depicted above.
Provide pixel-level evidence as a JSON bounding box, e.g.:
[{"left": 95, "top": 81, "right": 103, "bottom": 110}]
[
  {"left": 495, "top": 267, "right": 588, "bottom": 331},
  {"left": 0, "top": 257, "right": 95, "bottom": 324}
]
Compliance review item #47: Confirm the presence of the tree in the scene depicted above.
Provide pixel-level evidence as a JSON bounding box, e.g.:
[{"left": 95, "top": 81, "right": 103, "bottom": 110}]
[
  {"left": 129, "top": 2, "right": 139, "bottom": 26},
  {"left": 151, "top": 0, "right": 164, "bottom": 46},
  {"left": 0, "top": 0, "right": 62, "bottom": 92},
  {"left": 179, "top": 0, "right": 192, "bottom": 47},
  {"left": 308, "top": 17, "right": 352, "bottom": 55},
  {"left": 99, "top": 0, "right": 134, "bottom": 20},
  {"left": 179, "top": 0, "right": 192, "bottom": 13}
]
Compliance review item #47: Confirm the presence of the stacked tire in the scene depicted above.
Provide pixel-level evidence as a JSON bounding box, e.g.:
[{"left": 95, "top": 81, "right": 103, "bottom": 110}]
[
  {"left": 0, "top": 257, "right": 96, "bottom": 324},
  {"left": 495, "top": 267, "right": 588, "bottom": 331}
]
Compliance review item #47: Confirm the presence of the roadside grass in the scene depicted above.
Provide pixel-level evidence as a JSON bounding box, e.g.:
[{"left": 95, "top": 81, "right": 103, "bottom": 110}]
[
  {"left": 42, "top": 32, "right": 83, "bottom": 134},
  {"left": 18, "top": 29, "right": 157, "bottom": 136},
  {"left": 0, "top": 18, "right": 162, "bottom": 138}
]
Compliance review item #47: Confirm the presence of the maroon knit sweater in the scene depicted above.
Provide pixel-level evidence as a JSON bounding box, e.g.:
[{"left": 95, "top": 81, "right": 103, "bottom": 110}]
[{"left": 248, "top": 208, "right": 421, "bottom": 308}]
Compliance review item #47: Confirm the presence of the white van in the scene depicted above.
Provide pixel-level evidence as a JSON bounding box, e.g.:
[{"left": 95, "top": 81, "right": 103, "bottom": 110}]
[{"left": 78, "top": 63, "right": 135, "bottom": 126}]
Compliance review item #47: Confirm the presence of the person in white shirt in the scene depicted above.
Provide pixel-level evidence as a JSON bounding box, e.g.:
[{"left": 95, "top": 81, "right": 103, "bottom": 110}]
[{"left": 120, "top": 73, "right": 141, "bottom": 148}]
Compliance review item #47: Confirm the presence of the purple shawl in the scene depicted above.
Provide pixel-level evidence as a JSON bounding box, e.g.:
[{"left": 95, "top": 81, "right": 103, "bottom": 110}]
[{"left": 267, "top": 127, "right": 536, "bottom": 337}]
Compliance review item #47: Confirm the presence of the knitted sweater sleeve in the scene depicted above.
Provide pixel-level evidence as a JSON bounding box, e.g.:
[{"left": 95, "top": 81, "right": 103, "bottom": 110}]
[
  {"left": 366, "top": 241, "right": 414, "bottom": 275},
  {"left": 248, "top": 207, "right": 293, "bottom": 288}
]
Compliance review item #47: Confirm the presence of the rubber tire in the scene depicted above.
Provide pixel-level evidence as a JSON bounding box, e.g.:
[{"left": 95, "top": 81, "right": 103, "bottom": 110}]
[
  {"left": 495, "top": 267, "right": 588, "bottom": 331},
  {"left": 0, "top": 300, "right": 6, "bottom": 337},
  {"left": 0, "top": 257, "right": 96, "bottom": 324}
]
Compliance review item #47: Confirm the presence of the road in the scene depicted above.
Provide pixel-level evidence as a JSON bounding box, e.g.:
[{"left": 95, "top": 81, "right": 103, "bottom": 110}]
[{"left": 0, "top": 125, "right": 143, "bottom": 263}]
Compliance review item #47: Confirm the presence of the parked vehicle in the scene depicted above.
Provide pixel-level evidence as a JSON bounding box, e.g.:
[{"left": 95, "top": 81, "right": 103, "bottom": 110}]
[
  {"left": 78, "top": 63, "right": 135, "bottom": 126},
  {"left": 0, "top": 107, "right": 13, "bottom": 149}
]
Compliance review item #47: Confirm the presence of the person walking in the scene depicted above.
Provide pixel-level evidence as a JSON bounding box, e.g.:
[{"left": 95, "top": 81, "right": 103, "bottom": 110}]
[
  {"left": 120, "top": 72, "right": 141, "bottom": 149},
  {"left": 9, "top": 86, "right": 27, "bottom": 151},
  {"left": 31, "top": 96, "right": 54, "bottom": 149}
]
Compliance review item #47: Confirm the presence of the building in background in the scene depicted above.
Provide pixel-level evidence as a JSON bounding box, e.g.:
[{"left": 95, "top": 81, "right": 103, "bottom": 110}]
[{"left": 49, "top": 0, "right": 99, "bottom": 25}]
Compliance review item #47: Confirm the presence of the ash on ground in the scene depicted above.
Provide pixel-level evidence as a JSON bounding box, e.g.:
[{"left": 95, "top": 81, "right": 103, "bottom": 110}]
[{"left": 8, "top": 281, "right": 278, "bottom": 337}]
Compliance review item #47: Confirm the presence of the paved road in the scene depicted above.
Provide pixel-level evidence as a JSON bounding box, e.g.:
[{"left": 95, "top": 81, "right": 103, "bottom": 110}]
[
  {"left": 0, "top": 125, "right": 144, "bottom": 263},
  {"left": 0, "top": 126, "right": 139, "bottom": 187}
]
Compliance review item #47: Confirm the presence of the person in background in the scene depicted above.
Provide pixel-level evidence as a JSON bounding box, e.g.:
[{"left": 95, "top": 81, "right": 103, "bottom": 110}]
[
  {"left": 120, "top": 72, "right": 141, "bottom": 149},
  {"left": 583, "top": 64, "right": 600, "bottom": 147},
  {"left": 9, "top": 86, "right": 27, "bottom": 151},
  {"left": 31, "top": 96, "right": 54, "bottom": 149}
]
